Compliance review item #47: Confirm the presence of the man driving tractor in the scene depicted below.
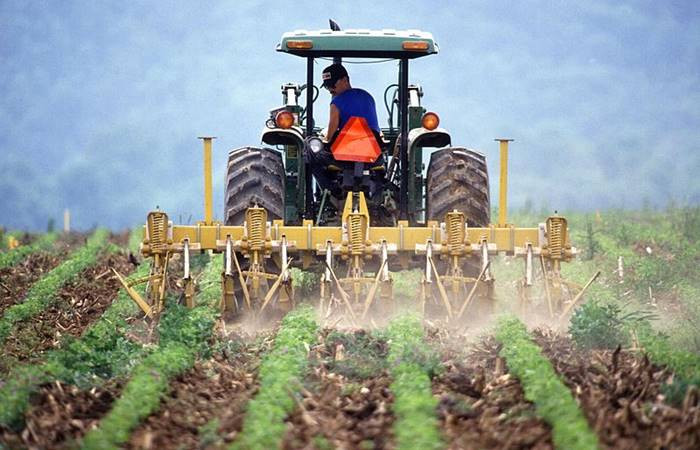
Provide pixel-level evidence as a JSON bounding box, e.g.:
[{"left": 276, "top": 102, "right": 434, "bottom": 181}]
[
  {"left": 307, "top": 63, "right": 381, "bottom": 197},
  {"left": 322, "top": 63, "right": 379, "bottom": 139}
]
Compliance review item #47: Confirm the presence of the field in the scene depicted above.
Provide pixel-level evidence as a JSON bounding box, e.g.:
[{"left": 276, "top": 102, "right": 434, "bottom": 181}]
[{"left": 0, "top": 207, "right": 699, "bottom": 449}]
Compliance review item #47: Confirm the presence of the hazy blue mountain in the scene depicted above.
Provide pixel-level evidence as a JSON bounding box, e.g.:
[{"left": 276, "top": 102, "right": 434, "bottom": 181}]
[{"left": 1, "top": 1, "right": 698, "bottom": 230}]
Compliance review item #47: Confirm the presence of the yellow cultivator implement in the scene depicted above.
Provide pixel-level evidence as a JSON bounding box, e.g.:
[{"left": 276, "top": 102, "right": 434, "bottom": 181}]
[{"left": 118, "top": 139, "right": 593, "bottom": 323}]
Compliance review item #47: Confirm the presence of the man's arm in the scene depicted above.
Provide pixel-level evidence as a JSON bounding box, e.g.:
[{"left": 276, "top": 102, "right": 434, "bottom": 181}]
[{"left": 325, "top": 104, "right": 340, "bottom": 142}]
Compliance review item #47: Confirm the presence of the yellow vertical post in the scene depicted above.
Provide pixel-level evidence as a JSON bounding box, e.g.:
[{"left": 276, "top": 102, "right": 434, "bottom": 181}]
[
  {"left": 198, "top": 136, "right": 216, "bottom": 225},
  {"left": 495, "top": 138, "right": 513, "bottom": 227}
]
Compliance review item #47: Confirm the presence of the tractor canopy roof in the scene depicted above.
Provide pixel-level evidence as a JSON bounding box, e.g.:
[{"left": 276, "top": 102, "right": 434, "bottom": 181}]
[{"left": 277, "top": 29, "right": 438, "bottom": 59}]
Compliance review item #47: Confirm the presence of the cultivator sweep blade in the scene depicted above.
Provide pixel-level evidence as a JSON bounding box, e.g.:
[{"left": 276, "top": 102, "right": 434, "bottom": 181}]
[{"left": 127, "top": 192, "right": 585, "bottom": 322}]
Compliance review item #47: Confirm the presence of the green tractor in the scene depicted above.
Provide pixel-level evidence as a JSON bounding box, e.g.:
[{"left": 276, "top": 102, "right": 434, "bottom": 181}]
[
  {"left": 224, "top": 24, "right": 490, "bottom": 230},
  {"left": 125, "top": 23, "right": 583, "bottom": 323}
]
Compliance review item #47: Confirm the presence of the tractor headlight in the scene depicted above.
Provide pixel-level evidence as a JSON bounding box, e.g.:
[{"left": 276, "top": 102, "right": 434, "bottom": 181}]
[
  {"left": 306, "top": 137, "right": 324, "bottom": 154},
  {"left": 421, "top": 112, "right": 440, "bottom": 130},
  {"left": 275, "top": 110, "right": 295, "bottom": 129}
]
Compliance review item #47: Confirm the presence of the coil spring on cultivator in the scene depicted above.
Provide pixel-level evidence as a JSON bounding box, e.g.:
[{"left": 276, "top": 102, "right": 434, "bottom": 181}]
[
  {"left": 446, "top": 211, "right": 465, "bottom": 254},
  {"left": 348, "top": 214, "right": 366, "bottom": 255},
  {"left": 547, "top": 216, "right": 565, "bottom": 259},
  {"left": 147, "top": 212, "right": 168, "bottom": 254},
  {"left": 245, "top": 207, "right": 266, "bottom": 251}
]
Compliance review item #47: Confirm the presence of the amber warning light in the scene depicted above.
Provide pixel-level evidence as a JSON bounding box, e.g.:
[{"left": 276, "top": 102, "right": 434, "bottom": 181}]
[
  {"left": 275, "top": 111, "right": 295, "bottom": 129},
  {"left": 422, "top": 112, "right": 440, "bottom": 130},
  {"left": 402, "top": 41, "right": 429, "bottom": 51},
  {"left": 286, "top": 40, "right": 313, "bottom": 49}
]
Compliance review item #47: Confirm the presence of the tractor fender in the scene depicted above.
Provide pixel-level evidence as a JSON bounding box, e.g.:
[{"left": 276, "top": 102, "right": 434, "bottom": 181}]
[
  {"left": 407, "top": 127, "right": 451, "bottom": 151},
  {"left": 261, "top": 127, "right": 305, "bottom": 148}
]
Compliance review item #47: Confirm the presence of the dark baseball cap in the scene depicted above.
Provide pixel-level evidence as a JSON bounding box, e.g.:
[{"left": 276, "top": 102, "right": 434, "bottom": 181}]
[{"left": 322, "top": 63, "right": 348, "bottom": 88}]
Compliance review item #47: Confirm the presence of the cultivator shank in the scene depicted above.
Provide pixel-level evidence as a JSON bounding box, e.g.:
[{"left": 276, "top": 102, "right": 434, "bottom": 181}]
[
  {"left": 415, "top": 210, "right": 497, "bottom": 319},
  {"left": 513, "top": 216, "right": 599, "bottom": 319}
]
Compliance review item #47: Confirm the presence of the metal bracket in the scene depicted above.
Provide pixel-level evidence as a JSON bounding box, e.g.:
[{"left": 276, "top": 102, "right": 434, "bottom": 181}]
[{"left": 111, "top": 269, "right": 154, "bottom": 318}]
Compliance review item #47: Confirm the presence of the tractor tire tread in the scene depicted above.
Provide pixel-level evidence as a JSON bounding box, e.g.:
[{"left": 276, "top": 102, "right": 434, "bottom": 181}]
[
  {"left": 426, "top": 147, "right": 490, "bottom": 227},
  {"left": 224, "top": 146, "right": 285, "bottom": 225}
]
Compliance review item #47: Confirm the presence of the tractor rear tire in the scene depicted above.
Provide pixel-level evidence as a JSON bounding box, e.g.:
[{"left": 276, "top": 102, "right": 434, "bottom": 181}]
[
  {"left": 426, "top": 147, "right": 490, "bottom": 226},
  {"left": 224, "top": 147, "right": 285, "bottom": 225}
]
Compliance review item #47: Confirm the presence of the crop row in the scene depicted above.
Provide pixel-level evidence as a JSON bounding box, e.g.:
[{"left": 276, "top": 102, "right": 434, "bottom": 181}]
[
  {"left": 7, "top": 223, "right": 687, "bottom": 449},
  {"left": 636, "top": 327, "right": 700, "bottom": 404},
  {"left": 383, "top": 314, "right": 442, "bottom": 450},
  {"left": 495, "top": 316, "right": 598, "bottom": 450},
  {"left": 0, "top": 232, "right": 57, "bottom": 270},
  {"left": 231, "top": 313, "right": 601, "bottom": 450},
  {"left": 233, "top": 306, "right": 319, "bottom": 449},
  {"left": 0, "top": 230, "right": 145, "bottom": 429},
  {"left": 637, "top": 329, "right": 700, "bottom": 380},
  {"left": 0, "top": 229, "right": 111, "bottom": 345},
  {"left": 82, "top": 253, "right": 221, "bottom": 449}
]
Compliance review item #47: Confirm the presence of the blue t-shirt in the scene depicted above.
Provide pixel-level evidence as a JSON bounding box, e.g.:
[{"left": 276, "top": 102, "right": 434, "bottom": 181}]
[{"left": 331, "top": 88, "right": 380, "bottom": 132}]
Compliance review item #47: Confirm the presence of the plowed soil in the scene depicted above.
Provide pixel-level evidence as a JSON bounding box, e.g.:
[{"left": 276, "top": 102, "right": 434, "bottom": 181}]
[
  {"left": 0, "top": 252, "right": 65, "bottom": 316},
  {"left": 0, "top": 332, "right": 270, "bottom": 450},
  {"left": 125, "top": 331, "right": 272, "bottom": 449},
  {"left": 2, "top": 238, "right": 697, "bottom": 450},
  {"left": 0, "top": 252, "right": 136, "bottom": 374},
  {"left": 534, "top": 329, "right": 700, "bottom": 449},
  {"left": 0, "top": 380, "right": 123, "bottom": 449},
  {"left": 431, "top": 332, "right": 553, "bottom": 449},
  {"left": 0, "top": 232, "right": 98, "bottom": 317},
  {"left": 283, "top": 329, "right": 395, "bottom": 449}
]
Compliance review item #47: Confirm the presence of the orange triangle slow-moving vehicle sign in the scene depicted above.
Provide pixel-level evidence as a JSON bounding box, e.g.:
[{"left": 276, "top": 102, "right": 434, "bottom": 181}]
[{"left": 330, "top": 117, "right": 381, "bottom": 163}]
